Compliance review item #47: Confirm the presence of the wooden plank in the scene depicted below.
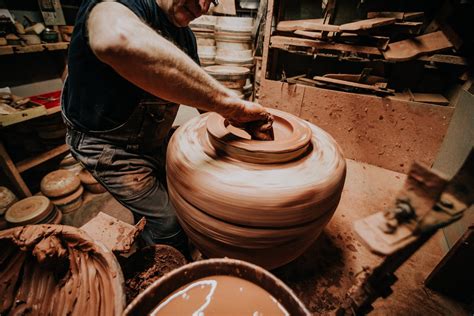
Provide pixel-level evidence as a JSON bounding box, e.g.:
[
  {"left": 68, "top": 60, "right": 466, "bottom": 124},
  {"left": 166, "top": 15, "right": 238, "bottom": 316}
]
[
  {"left": 0, "top": 141, "right": 31, "bottom": 197},
  {"left": 383, "top": 31, "right": 453, "bottom": 61},
  {"left": 0, "top": 105, "right": 47, "bottom": 127},
  {"left": 296, "top": 21, "right": 340, "bottom": 32},
  {"left": 389, "top": 92, "right": 450, "bottom": 106},
  {"left": 339, "top": 17, "right": 397, "bottom": 32},
  {"left": 389, "top": 22, "right": 423, "bottom": 35},
  {"left": 270, "top": 35, "right": 382, "bottom": 56},
  {"left": 260, "top": 0, "right": 275, "bottom": 82},
  {"left": 312, "top": 76, "right": 394, "bottom": 95},
  {"left": 294, "top": 30, "right": 322, "bottom": 39},
  {"left": 17, "top": 143, "right": 69, "bottom": 173},
  {"left": 432, "top": 90, "right": 474, "bottom": 251},
  {"left": 323, "top": 73, "right": 386, "bottom": 85},
  {"left": 259, "top": 79, "right": 454, "bottom": 174},
  {"left": 0, "top": 46, "right": 14, "bottom": 55},
  {"left": 367, "top": 12, "right": 424, "bottom": 21},
  {"left": 418, "top": 54, "right": 468, "bottom": 66},
  {"left": 276, "top": 19, "right": 324, "bottom": 32}
]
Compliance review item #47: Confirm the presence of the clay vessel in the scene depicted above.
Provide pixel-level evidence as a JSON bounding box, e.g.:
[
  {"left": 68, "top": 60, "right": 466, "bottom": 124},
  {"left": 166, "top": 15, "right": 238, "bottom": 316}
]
[
  {"left": 166, "top": 108, "right": 346, "bottom": 269},
  {"left": 124, "top": 258, "right": 310, "bottom": 315}
]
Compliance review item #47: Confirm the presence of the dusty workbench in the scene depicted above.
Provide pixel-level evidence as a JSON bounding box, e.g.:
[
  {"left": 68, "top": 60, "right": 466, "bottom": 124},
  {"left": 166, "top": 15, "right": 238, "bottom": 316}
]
[{"left": 274, "top": 159, "right": 469, "bottom": 315}]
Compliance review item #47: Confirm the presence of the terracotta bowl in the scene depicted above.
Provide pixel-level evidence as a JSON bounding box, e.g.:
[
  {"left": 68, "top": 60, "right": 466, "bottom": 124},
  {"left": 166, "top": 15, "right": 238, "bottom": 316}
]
[
  {"left": 123, "top": 258, "right": 310, "bottom": 316},
  {"left": 166, "top": 108, "right": 346, "bottom": 269}
]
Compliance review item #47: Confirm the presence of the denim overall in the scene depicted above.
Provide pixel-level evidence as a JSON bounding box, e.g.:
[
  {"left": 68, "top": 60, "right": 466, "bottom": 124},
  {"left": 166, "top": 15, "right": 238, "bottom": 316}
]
[{"left": 62, "top": 83, "right": 186, "bottom": 249}]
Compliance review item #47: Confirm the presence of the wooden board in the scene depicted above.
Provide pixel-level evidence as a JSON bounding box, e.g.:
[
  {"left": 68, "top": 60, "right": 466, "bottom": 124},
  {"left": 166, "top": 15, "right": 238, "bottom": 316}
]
[
  {"left": 323, "top": 73, "right": 386, "bottom": 85},
  {"left": 270, "top": 35, "right": 382, "bottom": 56},
  {"left": 312, "top": 76, "right": 393, "bottom": 95},
  {"left": 432, "top": 90, "right": 474, "bottom": 251},
  {"left": 16, "top": 143, "right": 69, "bottom": 173},
  {"left": 418, "top": 54, "right": 468, "bottom": 66},
  {"left": 276, "top": 19, "right": 324, "bottom": 32},
  {"left": 383, "top": 31, "right": 453, "bottom": 61},
  {"left": 389, "top": 92, "right": 450, "bottom": 106},
  {"left": 367, "top": 12, "right": 424, "bottom": 21},
  {"left": 259, "top": 79, "right": 454, "bottom": 174},
  {"left": 0, "top": 105, "right": 47, "bottom": 127},
  {"left": 339, "top": 17, "right": 397, "bottom": 32}
]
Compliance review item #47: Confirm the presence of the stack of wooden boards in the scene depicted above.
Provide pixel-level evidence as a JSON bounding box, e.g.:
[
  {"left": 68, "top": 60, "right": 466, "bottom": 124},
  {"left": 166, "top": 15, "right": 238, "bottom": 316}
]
[{"left": 272, "top": 10, "right": 468, "bottom": 104}]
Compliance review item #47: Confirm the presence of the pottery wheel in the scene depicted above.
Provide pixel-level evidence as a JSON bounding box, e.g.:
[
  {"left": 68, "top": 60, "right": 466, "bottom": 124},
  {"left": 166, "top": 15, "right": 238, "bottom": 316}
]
[{"left": 166, "top": 108, "right": 346, "bottom": 269}]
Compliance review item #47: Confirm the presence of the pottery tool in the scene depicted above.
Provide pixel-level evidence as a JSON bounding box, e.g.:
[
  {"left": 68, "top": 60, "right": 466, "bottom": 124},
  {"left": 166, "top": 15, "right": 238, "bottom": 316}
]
[{"left": 336, "top": 148, "right": 473, "bottom": 315}]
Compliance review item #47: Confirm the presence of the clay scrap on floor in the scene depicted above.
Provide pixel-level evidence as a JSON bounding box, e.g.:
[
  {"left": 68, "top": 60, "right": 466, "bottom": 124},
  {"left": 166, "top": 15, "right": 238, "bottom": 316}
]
[{"left": 80, "top": 211, "right": 146, "bottom": 255}]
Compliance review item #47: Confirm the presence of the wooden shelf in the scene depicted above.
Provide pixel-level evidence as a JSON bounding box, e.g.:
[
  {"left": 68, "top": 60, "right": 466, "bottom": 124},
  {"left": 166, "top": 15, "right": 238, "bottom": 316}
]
[
  {"left": 0, "top": 42, "right": 69, "bottom": 56},
  {"left": 16, "top": 143, "right": 69, "bottom": 173}
]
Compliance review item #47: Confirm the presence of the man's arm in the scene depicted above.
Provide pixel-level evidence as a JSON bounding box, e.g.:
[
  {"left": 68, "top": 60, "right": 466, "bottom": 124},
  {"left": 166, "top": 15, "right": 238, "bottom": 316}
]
[{"left": 87, "top": 1, "right": 268, "bottom": 123}]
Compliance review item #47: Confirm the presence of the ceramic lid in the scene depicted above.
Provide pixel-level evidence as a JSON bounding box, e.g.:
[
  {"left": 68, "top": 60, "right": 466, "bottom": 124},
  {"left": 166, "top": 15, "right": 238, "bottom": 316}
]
[
  {"left": 40, "top": 170, "right": 81, "bottom": 198},
  {"left": 206, "top": 108, "right": 312, "bottom": 164},
  {"left": 5, "top": 196, "right": 53, "bottom": 225}
]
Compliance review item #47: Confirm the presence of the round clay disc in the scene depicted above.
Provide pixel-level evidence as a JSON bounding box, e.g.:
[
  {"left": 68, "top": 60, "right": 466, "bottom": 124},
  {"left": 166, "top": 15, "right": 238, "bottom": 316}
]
[
  {"left": 5, "top": 196, "right": 53, "bottom": 225},
  {"left": 206, "top": 108, "right": 312, "bottom": 163},
  {"left": 51, "top": 185, "right": 84, "bottom": 206},
  {"left": 59, "top": 153, "right": 78, "bottom": 168},
  {"left": 78, "top": 169, "right": 98, "bottom": 185},
  {"left": 40, "top": 170, "right": 81, "bottom": 198},
  {"left": 0, "top": 186, "right": 18, "bottom": 216}
]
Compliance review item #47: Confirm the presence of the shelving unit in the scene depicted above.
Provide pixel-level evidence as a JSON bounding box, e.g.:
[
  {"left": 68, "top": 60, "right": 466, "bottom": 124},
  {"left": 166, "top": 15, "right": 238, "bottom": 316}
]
[
  {"left": 0, "top": 42, "right": 69, "bottom": 56},
  {"left": 259, "top": 0, "right": 460, "bottom": 174}
]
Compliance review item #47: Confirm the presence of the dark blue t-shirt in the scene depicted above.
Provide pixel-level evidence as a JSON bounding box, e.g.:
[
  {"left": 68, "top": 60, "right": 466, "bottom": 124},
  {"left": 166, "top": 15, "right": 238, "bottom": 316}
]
[{"left": 63, "top": 0, "right": 199, "bottom": 131}]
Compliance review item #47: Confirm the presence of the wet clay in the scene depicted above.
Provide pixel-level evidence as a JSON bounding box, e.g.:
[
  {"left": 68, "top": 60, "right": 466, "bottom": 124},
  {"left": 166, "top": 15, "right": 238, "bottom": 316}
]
[
  {"left": 123, "top": 244, "right": 187, "bottom": 303},
  {"left": 166, "top": 108, "right": 346, "bottom": 269},
  {"left": 151, "top": 275, "right": 289, "bottom": 316},
  {"left": 0, "top": 225, "right": 125, "bottom": 315}
]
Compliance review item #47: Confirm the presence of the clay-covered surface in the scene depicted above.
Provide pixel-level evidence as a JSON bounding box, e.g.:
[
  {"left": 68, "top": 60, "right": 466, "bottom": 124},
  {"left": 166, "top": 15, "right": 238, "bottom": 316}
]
[
  {"left": 273, "top": 159, "right": 469, "bottom": 315},
  {"left": 0, "top": 225, "right": 125, "bottom": 315}
]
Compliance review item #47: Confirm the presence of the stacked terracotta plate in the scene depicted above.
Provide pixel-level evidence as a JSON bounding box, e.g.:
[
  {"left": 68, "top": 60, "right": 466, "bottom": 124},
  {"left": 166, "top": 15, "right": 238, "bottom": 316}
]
[
  {"left": 204, "top": 65, "right": 250, "bottom": 99},
  {"left": 4, "top": 196, "right": 62, "bottom": 227},
  {"left": 78, "top": 169, "right": 107, "bottom": 194},
  {"left": 40, "top": 170, "right": 84, "bottom": 214},
  {"left": 215, "top": 17, "right": 254, "bottom": 68},
  {"left": 59, "top": 153, "right": 83, "bottom": 175},
  {"left": 190, "top": 15, "right": 217, "bottom": 66}
]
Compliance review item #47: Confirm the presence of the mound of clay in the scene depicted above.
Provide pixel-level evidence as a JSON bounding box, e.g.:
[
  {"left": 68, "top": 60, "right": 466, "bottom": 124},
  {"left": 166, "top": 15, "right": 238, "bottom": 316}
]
[{"left": 123, "top": 244, "right": 187, "bottom": 303}]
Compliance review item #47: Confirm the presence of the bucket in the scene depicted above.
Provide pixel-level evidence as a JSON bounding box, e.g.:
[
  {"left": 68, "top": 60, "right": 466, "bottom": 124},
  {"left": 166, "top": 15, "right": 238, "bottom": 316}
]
[
  {"left": 204, "top": 65, "right": 250, "bottom": 89},
  {"left": 123, "top": 258, "right": 310, "bottom": 316}
]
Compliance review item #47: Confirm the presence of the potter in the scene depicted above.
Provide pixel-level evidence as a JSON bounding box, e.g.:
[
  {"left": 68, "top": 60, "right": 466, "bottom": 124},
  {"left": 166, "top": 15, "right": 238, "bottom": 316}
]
[{"left": 63, "top": 0, "right": 272, "bottom": 253}]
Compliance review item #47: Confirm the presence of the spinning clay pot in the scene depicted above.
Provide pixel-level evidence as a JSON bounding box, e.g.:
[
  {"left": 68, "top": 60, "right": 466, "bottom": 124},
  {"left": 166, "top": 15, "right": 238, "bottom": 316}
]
[{"left": 166, "top": 108, "right": 346, "bottom": 269}]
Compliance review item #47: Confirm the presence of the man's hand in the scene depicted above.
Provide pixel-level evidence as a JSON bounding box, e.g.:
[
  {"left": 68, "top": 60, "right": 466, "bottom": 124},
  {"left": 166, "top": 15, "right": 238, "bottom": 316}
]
[{"left": 219, "top": 98, "right": 274, "bottom": 141}]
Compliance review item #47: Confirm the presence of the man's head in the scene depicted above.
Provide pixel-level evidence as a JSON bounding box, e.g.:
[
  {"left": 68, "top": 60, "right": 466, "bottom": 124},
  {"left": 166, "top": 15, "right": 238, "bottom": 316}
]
[{"left": 157, "top": 0, "right": 213, "bottom": 27}]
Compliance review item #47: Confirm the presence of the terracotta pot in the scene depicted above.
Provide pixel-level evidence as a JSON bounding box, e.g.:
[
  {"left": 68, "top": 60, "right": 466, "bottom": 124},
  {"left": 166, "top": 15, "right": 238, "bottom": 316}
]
[
  {"left": 124, "top": 258, "right": 310, "bottom": 316},
  {"left": 166, "top": 108, "right": 346, "bottom": 269}
]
